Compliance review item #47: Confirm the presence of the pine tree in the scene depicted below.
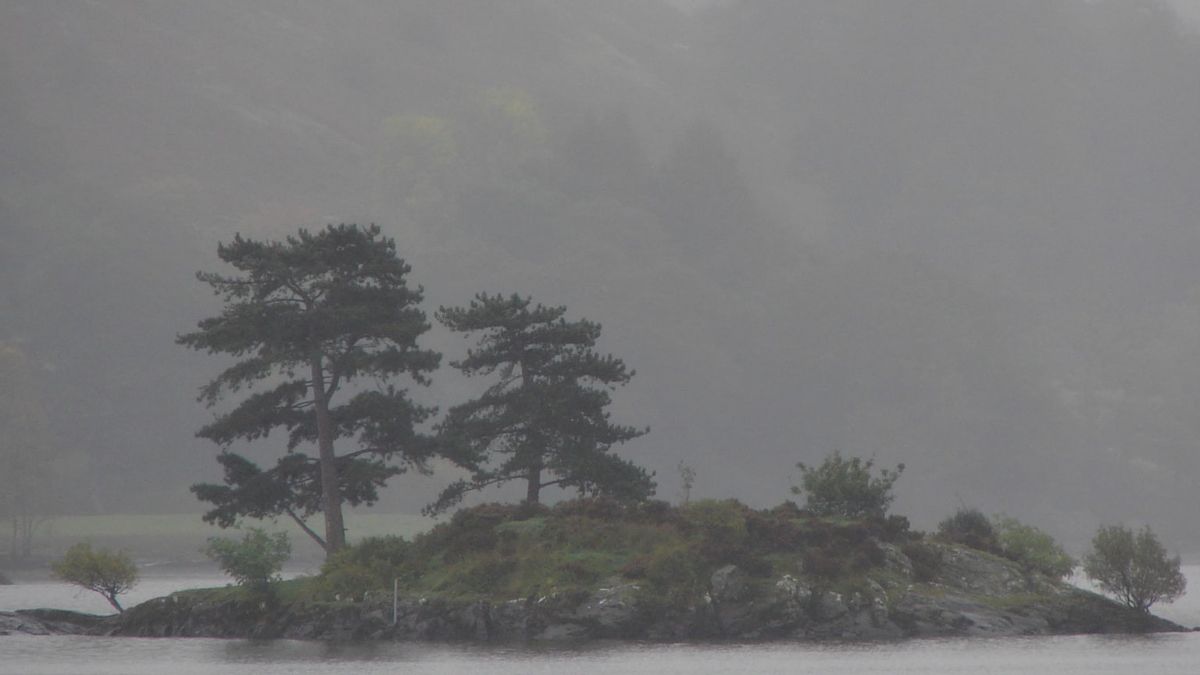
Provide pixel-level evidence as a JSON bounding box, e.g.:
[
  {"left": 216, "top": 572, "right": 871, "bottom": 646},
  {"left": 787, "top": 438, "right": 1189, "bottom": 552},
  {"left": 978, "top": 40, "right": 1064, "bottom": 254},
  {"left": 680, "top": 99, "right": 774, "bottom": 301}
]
[
  {"left": 431, "top": 293, "right": 653, "bottom": 512},
  {"left": 178, "top": 224, "right": 440, "bottom": 555}
]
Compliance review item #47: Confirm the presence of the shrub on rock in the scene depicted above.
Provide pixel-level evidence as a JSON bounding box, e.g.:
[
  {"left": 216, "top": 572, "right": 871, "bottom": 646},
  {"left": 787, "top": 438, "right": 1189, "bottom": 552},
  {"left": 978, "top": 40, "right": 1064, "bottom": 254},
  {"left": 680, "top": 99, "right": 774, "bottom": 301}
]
[
  {"left": 1084, "top": 524, "right": 1185, "bottom": 612},
  {"left": 52, "top": 543, "right": 138, "bottom": 613}
]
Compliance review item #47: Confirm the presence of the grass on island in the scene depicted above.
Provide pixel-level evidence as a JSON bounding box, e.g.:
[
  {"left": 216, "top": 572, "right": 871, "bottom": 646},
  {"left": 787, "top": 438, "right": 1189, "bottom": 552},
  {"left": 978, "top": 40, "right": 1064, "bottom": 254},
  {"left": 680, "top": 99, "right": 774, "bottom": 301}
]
[{"left": 287, "top": 498, "right": 918, "bottom": 611}]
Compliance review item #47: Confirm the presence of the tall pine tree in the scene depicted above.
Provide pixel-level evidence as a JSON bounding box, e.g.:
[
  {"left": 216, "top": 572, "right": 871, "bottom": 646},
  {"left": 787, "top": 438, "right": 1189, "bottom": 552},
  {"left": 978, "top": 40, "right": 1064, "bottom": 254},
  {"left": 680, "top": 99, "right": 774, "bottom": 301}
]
[
  {"left": 178, "top": 224, "right": 440, "bottom": 555},
  {"left": 432, "top": 293, "right": 653, "bottom": 512}
]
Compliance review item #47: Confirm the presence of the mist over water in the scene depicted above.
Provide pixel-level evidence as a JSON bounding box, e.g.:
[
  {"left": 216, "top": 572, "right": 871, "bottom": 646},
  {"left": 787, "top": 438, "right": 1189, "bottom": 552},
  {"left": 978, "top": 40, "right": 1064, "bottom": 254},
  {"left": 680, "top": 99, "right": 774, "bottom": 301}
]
[{"left": 4, "top": 0, "right": 1200, "bottom": 552}]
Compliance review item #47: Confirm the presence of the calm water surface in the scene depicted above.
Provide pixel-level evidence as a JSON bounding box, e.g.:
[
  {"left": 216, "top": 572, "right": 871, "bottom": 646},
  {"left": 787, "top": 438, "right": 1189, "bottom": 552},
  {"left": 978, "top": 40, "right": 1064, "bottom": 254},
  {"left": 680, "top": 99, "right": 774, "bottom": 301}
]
[
  {"left": 2, "top": 566, "right": 1199, "bottom": 674},
  {"left": 3, "top": 634, "right": 1200, "bottom": 675}
]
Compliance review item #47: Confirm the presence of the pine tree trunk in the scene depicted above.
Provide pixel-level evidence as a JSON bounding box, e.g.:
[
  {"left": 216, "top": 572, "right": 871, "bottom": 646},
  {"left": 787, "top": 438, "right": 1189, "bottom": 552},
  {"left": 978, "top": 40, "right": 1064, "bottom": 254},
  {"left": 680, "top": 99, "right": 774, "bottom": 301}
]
[
  {"left": 525, "top": 463, "right": 541, "bottom": 504},
  {"left": 520, "top": 353, "right": 542, "bottom": 505},
  {"left": 311, "top": 358, "right": 346, "bottom": 555}
]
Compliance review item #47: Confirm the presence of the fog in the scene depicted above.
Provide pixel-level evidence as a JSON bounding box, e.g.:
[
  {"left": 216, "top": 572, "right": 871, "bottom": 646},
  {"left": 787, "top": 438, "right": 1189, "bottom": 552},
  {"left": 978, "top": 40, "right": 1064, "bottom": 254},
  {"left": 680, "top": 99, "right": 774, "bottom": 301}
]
[{"left": 4, "top": 0, "right": 1200, "bottom": 550}]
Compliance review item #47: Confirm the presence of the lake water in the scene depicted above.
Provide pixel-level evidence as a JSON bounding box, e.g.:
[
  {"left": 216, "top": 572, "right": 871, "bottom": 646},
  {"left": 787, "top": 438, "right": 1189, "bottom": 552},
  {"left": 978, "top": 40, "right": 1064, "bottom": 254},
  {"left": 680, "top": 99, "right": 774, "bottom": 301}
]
[{"left": 3, "top": 566, "right": 1200, "bottom": 674}]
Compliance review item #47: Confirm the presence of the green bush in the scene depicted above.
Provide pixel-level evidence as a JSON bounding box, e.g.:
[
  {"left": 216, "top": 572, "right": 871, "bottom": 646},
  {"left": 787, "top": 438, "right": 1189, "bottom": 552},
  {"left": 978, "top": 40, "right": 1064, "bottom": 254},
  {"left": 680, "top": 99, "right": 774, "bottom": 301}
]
[
  {"left": 802, "top": 545, "right": 845, "bottom": 580},
  {"left": 937, "top": 508, "right": 999, "bottom": 553},
  {"left": 203, "top": 528, "right": 291, "bottom": 594},
  {"left": 743, "top": 508, "right": 809, "bottom": 553},
  {"left": 641, "top": 543, "right": 706, "bottom": 609},
  {"left": 1084, "top": 524, "right": 1186, "bottom": 612},
  {"left": 459, "top": 555, "right": 518, "bottom": 594},
  {"left": 901, "top": 540, "right": 943, "bottom": 582},
  {"left": 52, "top": 543, "right": 138, "bottom": 613},
  {"left": 320, "top": 535, "right": 416, "bottom": 598},
  {"left": 792, "top": 451, "right": 904, "bottom": 518},
  {"left": 880, "top": 514, "right": 913, "bottom": 542},
  {"left": 679, "top": 499, "right": 750, "bottom": 563},
  {"left": 993, "top": 516, "right": 1074, "bottom": 580}
]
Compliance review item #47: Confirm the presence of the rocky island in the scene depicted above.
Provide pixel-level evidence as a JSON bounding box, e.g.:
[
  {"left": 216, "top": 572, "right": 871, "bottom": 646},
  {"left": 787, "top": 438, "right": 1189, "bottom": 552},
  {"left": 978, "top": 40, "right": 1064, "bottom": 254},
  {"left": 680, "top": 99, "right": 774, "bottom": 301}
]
[{"left": 3, "top": 499, "right": 1187, "bottom": 641}]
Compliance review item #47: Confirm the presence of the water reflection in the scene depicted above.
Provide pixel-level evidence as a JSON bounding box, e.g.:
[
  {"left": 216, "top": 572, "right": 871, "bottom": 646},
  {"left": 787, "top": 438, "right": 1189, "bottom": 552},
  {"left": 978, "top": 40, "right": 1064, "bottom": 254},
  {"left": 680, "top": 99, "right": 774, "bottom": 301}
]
[{"left": 3, "top": 633, "right": 1200, "bottom": 675}]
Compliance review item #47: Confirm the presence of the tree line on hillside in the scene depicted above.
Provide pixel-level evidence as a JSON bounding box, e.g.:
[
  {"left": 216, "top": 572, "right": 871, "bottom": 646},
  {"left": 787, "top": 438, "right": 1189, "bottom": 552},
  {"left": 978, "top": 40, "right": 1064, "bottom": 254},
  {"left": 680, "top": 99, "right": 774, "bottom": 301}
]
[{"left": 177, "top": 223, "right": 652, "bottom": 555}]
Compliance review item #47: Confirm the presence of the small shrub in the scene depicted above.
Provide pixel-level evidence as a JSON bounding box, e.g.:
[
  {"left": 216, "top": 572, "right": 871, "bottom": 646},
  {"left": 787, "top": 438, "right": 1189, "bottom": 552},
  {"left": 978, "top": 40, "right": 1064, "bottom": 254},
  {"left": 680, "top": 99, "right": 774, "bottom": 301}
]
[
  {"left": 937, "top": 508, "right": 999, "bottom": 553},
  {"left": 620, "top": 555, "right": 650, "bottom": 579},
  {"left": 320, "top": 535, "right": 417, "bottom": 597},
  {"left": 557, "top": 559, "right": 600, "bottom": 586},
  {"left": 320, "top": 563, "right": 376, "bottom": 599},
  {"left": 347, "top": 535, "right": 413, "bottom": 568},
  {"left": 792, "top": 451, "right": 904, "bottom": 518},
  {"left": 631, "top": 499, "right": 675, "bottom": 524},
  {"left": 680, "top": 499, "right": 750, "bottom": 563},
  {"left": 204, "top": 528, "right": 291, "bottom": 595},
  {"left": 880, "top": 515, "right": 913, "bottom": 543},
  {"left": 459, "top": 555, "right": 518, "bottom": 595},
  {"left": 744, "top": 509, "right": 807, "bottom": 553},
  {"left": 802, "top": 546, "right": 844, "bottom": 580},
  {"left": 677, "top": 461, "right": 697, "bottom": 504},
  {"left": 1084, "top": 524, "right": 1186, "bottom": 612},
  {"left": 853, "top": 540, "right": 887, "bottom": 570},
  {"left": 52, "top": 543, "right": 138, "bottom": 613},
  {"left": 641, "top": 544, "right": 706, "bottom": 609},
  {"left": 513, "top": 500, "right": 551, "bottom": 521},
  {"left": 552, "top": 496, "right": 629, "bottom": 521},
  {"left": 993, "top": 516, "right": 1074, "bottom": 581},
  {"left": 901, "top": 540, "right": 943, "bottom": 582},
  {"left": 769, "top": 501, "right": 804, "bottom": 519},
  {"left": 429, "top": 504, "right": 513, "bottom": 562}
]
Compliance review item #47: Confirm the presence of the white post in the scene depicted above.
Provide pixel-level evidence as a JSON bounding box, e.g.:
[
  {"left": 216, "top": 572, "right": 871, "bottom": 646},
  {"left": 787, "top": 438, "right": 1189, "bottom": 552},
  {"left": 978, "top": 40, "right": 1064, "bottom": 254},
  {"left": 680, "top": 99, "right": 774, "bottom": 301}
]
[{"left": 393, "top": 577, "right": 399, "bottom": 626}]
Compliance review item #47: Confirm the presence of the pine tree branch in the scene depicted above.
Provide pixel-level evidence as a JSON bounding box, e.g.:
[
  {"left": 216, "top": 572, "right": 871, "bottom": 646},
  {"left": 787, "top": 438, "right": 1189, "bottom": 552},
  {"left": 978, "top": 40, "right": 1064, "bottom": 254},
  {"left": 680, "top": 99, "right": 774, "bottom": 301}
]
[{"left": 284, "top": 506, "right": 327, "bottom": 550}]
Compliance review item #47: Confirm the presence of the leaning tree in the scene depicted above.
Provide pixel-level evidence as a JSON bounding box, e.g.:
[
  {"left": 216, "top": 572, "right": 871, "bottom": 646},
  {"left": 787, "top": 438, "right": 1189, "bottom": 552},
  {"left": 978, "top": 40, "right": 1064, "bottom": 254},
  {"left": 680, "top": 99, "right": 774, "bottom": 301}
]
[
  {"left": 430, "top": 293, "right": 653, "bottom": 512},
  {"left": 178, "top": 224, "right": 440, "bottom": 555}
]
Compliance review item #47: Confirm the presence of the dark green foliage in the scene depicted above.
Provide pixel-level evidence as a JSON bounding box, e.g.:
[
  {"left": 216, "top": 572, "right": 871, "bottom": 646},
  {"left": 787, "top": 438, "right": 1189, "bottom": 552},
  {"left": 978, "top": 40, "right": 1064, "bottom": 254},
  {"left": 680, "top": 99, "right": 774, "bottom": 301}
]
[
  {"left": 459, "top": 556, "right": 519, "bottom": 594},
  {"left": 1084, "top": 524, "right": 1186, "bottom": 612},
  {"left": 437, "top": 504, "right": 513, "bottom": 562},
  {"left": 432, "top": 293, "right": 653, "bottom": 511},
  {"left": 937, "top": 508, "right": 1000, "bottom": 553},
  {"left": 319, "top": 535, "right": 415, "bottom": 598},
  {"left": 801, "top": 538, "right": 884, "bottom": 581},
  {"left": 51, "top": 543, "right": 139, "bottom": 613},
  {"left": 178, "top": 224, "right": 440, "bottom": 555},
  {"left": 901, "top": 541, "right": 944, "bottom": 582},
  {"left": 552, "top": 496, "right": 674, "bottom": 524},
  {"left": 881, "top": 515, "right": 913, "bottom": 543},
  {"left": 801, "top": 546, "right": 845, "bottom": 581},
  {"left": 316, "top": 499, "right": 897, "bottom": 607},
  {"left": 792, "top": 451, "right": 904, "bottom": 518},
  {"left": 641, "top": 543, "right": 707, "bottom": 607},
  {"left": 993, "top": 516, "right": 1074, "bottom": 581},
  {"left": 744, "top": 508, "right": 810, "bottom": 553},
  {"left": 679, "top": 499, "right": 751, "bottom": 563},
  {"left": 203, "top": 528, "right": 291, "bottom": 595}
]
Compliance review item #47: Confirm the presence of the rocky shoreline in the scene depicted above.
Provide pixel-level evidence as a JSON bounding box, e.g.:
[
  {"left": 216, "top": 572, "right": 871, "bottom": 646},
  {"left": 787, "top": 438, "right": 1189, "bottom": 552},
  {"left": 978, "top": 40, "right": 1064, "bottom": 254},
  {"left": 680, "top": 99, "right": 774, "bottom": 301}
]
[{"left": 3, "top": 544, "right": 1187, "bottom": 641}]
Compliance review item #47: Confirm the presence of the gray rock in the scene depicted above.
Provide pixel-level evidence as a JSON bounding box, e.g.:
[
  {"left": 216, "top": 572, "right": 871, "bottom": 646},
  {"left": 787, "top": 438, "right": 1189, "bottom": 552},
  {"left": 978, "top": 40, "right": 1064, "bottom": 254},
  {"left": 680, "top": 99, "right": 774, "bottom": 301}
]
[
  {"left": 710, "top": 565, "right": 748, "bottom": 603},
  {"left": 534, "top": 622, "right": 590, "bottom": 641},
  {"left": 0, "top": 611, "right": 50, "bottom": 636},
  {"left": 890, "top": 591, "right": 1049, "bottom": 637},
  {"left": 813, "top": 591, "right": 848, "bottom": 621},
  {"left": 879, "top": 543, "right": 914, "bottom": 578},
  {"left": 573, "top": 582, "right": 640, "bottom": 636},
  {"left": 936, "top": 547, "right": 1027, "bottom": 596}
]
